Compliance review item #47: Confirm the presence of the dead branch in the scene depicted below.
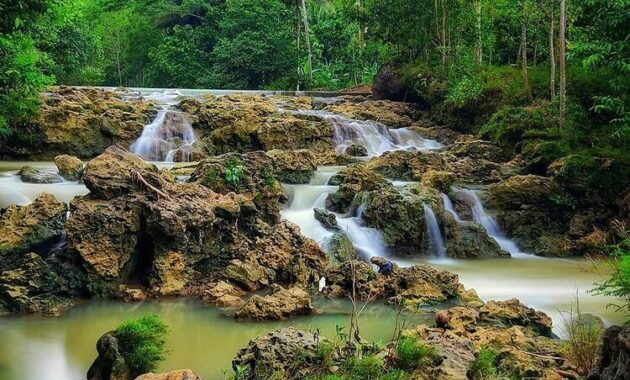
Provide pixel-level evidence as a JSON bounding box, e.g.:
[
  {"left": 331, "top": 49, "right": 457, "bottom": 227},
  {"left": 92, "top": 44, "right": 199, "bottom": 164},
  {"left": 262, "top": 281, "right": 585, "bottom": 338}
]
[{"left": 131, "top": 170, "right": 173, "bottom": 201}]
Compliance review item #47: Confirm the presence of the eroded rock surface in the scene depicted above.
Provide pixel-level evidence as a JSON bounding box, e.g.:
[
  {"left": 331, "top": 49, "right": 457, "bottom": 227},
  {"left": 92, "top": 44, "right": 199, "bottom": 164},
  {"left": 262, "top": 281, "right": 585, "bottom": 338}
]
[{"left": 234, "top": 285, "right": 314, "bottom": 320}]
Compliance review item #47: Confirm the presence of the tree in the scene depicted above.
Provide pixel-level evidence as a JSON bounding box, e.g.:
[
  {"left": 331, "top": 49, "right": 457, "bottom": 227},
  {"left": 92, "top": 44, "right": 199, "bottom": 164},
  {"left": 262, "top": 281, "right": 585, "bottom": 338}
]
[
  {"left": 558, "top": 0, "right": 566, "bottom": 127},
  {"left": 548, "top": 0, "right": 556, "bottom": 98},
  {"left": 520, "top": 0, "right": 534, "bottom": 103}
]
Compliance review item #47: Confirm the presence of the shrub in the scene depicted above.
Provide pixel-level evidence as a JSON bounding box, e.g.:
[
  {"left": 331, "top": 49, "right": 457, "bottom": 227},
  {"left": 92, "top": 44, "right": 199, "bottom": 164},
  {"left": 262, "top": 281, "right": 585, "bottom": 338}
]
[
  {"left": 224, "top": 157, "right": 245, "bottom": 188},
  {"left": 469, "top": 348, "right": 502, "bottom": 380},
  {"left": 115, "top": 314, "right": 168, "bottom": 376},
  {"left": 346, "top": 355, "right": 384, "bottom": 380},
  {"left": 560, "top": 297, "right": 603, "bottom": 376},
  {"left": 394, "top": 335, "right": 438, "bottom": 372}
]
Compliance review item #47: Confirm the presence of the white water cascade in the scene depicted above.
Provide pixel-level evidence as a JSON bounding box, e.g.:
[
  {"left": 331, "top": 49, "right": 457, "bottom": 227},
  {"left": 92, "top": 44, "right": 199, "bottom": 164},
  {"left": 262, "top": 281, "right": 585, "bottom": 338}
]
[
  {"left": 289, "top": 109, "right": 442, "bottom": 156},
  {"left": 130, "top": 110, "right": 196, "bottom": 162},
  {"left": 335, "top": 206, "right": 390, "bottom": 261},
  {"left": 423, "top": 203, "right": 446, "bottom": 258},
  {"left": 459, "top": 189, "right": 529, "bottom": 257},
  {"left": 441, "top": 193, "right": 463, "bottom": 223}
]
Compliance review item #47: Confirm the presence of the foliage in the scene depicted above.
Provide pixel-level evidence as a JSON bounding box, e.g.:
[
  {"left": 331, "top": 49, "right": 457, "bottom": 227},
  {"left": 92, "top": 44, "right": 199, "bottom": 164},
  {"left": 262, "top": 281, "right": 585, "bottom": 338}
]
[
  {"left": 115, "top": 314, "right": 168, "bottom": 376},
  {"left": 592, "top": 221, "right": 630, "bottom": 323},
  {"left": 345, "top": 355, "right": 384, "bottom": 380},
  {"left": 470, "top": 348, "right": 505, "bottom": 380},
  {"left": 394, "top": 335, "right": 439, "bottom": 372},
  {"left": 224, "top": 157, "right": 245, "bottom": 188},
  {"left": 560, "top": 297, "right": 603, "bottom": 375}
]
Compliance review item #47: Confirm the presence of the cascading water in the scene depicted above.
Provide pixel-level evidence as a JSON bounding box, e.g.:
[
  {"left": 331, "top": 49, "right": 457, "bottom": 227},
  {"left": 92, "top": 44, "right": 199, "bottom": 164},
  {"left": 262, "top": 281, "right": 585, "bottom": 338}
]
[
  {"left": 459, "top": 189, "right": 529, "bottom": 257},
  {"left": 287, "top": 109, "right": 442, "bottom": 156},
  {"left": 130, "top": 110, "right": 196, "bottom": 162},
  {"left": 423, "top": 203, "right": 446, "bottom": 258},
  {"left": 335, "top": 204, "right": 389, "bottom": 261},
  {"left": 441, "top": 193, "right": 463, "bottom": 223}
]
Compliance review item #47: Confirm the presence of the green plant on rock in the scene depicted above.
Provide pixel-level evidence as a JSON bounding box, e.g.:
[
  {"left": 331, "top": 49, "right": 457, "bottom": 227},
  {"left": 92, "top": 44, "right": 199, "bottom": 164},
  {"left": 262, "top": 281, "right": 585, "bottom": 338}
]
[
  {"left": 201, "top": 167, "right": 219, "bottom": 189},
  {"left": 394, "top": 335, "right": 439, "bottom": 372},
  {"left": 345, "top": 355, "right": 384, "bottom": 380},
  {"left": 469, "top": 347, "right": 505, "bottom": 380},
  {"left": 233, "top": 364, "right": 250, "bottom": 380},
  {"left": 560, "top": 296, "right": 603, "bottom": 376},
  {"left": 115, "top": 314, "right": 168, "bottom": 376},
  {"left": 224, "top": 157, "right": 245, "bottom": 188}
]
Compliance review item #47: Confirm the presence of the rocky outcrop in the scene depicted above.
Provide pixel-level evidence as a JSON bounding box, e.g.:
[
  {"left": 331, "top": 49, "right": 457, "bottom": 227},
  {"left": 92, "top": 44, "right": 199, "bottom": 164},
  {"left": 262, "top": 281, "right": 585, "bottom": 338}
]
[
  {"left": 135, "top": 370, "right": 201, "bottom": 380},
  {"left": 588, "top": 325, "right": 630, "bottom": 380},
  {"left": 234, "top": 285, "right": 314, "bottom": 321},
  {"left": 314, "top": 208, "right": 338, "bottom": 230},
  {"left": 442, "top": 213, "right": 510, "bottom": 259},
  {"left": 325, "top": 165, "right": 391, "bottom": 214},
  {"left": 18, "top": 166, "right": 64, "bottom": 183},
  {"left": 66, "top": 147, "right": 326, "bottom": 300},
  {"left": 345, "top": 143, "right": 368, "bottom": 157},
  {"left": 87, "top": 332, "right": 133, "bottom": 380},
  {"left": 365, "top": 150, "right": 445, "bottom": 181},
  {"left": 5, "top": 87, "right": 155, "bottom": 159},
  {"left": 479, "top": 299, "right": 553, "bottom": 336},
  {"left": 266, "top": 149, "right": 316, "bottom": 184},
  {"left": 232, "top": 327, "right": 325, "bottom": 380},
  {"left": 54, "top": 154, "right": 84, "bottom": 180},
  {"left": 326, "top": 98, "right": 419, "bottom": 129},
  {"left": 372, "top": 64, "right": 413, "bottom": 103},
  {"left": 327, "top": 233, "right": 357, "bottom": 264}
]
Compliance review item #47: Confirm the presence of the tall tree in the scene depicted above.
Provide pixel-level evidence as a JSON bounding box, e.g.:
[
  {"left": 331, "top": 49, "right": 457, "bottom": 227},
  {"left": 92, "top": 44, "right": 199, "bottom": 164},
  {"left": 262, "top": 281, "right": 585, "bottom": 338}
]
[
  {"left": 559, "top": 0, "right": 566, "bottom": 127},
  {"left": 520, "top": 0, "right": 534, "bottom": 103},
  {"left": 299, "top": 0, "right": 313, "bottom": 81},
  {"left": 476, "top": 0, "right": 483, "bottom": 65},
  {"left": 548, "top": 0, "right": 556, "bottom": 98}
]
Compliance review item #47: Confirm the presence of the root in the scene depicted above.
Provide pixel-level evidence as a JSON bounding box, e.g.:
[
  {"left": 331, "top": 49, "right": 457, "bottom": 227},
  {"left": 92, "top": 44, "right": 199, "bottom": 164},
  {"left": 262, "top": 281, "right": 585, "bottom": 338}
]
[{"left": 131, "top": 170, "right": 173, "bottom": 201}]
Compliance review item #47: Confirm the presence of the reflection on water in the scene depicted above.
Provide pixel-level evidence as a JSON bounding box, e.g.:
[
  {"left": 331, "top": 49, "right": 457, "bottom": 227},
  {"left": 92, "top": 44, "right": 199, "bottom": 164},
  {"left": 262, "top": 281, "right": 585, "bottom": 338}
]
[{"left": 0, "top": 299, "right": 429, "bottom": 380}]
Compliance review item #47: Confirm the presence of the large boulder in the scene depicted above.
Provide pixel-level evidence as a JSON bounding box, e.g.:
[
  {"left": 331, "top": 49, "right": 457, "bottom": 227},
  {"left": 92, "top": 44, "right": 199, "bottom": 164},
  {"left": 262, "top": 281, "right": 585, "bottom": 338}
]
[
  {"left": 325, "top": 165, "right": 391, "bottom": 214},
  {"left": 18, "top": 166, "right": 64, "bottom": 184},
  {"left": 266, "top": 149, "right": 316, "bottom": 184},
  {"left": 54, "top": 154, "right": 84, "bottom": 180},
  {"left": 0, "top": 193, "right": 67, "bottom": 258},
  {"left": 87, "top": 332, "right": 133, "bottom": 380},
  {"left": 365, "top": 150, "right": 445, "bottom": 181},
  {"left": 234, "top": 285, "right": 314, "bottom": 321},
  {"left": 232, "top": 327, "right": 324, "bottom": 380},
  {"left": 479, "top": 299, "right": 553, "bottom": 337},
  {"left": 588, "top": 325, "right": 630, "bottom": 380},
  {"left": 372, "top": 64, "right": 410, "bottom": 102},
  {"left": 442, "top": 213, "right": 510, "bottom": 259}
]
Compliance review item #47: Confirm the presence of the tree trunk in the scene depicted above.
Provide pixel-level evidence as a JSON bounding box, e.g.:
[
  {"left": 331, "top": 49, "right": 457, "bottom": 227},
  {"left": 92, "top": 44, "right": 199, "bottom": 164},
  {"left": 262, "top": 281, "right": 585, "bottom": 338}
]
[
  {"left": 300, "top": 0, "right": 313, "bottom": 81},
  {"left": 520, "top": 1, "right": 534, "bottom": 103},
  {"left": 441, "top": 0, "right": 447, "bottom": 76},
  {"left": 295, "top": 2, "right": 301, "bottom": 91},
  {"left": 549, "top": 0, "right": 556, "bottom": 98},
  {"left": 559, "top": 0, "right": 567, "bottom": 128},
  {"left": 476, "top": 0, "right": 483, "bottom": 65}
]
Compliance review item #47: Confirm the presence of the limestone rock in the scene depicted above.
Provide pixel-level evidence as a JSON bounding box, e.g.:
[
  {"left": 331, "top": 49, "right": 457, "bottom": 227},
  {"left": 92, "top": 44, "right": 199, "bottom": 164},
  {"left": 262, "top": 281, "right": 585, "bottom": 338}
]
[
  {"left": 447, "top": 139, "right": 508, "bottom": 163},
  {"left": 479, "top": 299, "right": 553, "bottom": 336},
  {"left": 232, "top": 327, "right": 324, "bottom": 379},
  {"left": 54, "top": 154, "right": 84, "bottom": 180},
  {"left": 314, "top": 208, "right": 338, "bottom": 230},
  {"left": 224, "top": 259, "right": 273, "bottom": 292},
  {"left": 234, "top": 285, "right": 314, "bottom": 321},
  {"left": 135, "top": 370, "right": 201, "bottom": 380},
  {"left": 365, "top": 150, "right": 445, "bottom": 181},
  {"left": 442, "top": 213, "right": 510, "bottom": 259},
  {"left": 328, "top": 95, "right": 418, "bottom": 128},
  {"left": 0, "top": 193, "right": 67, "bottom": 257},
  {"left": 87, "top": 332, "right": 133, "bottom": 380},
  {"left": 345, "top": 143, "right": 368, "bottom": 157},
  {"left": 18, "top": 166, "right": 64, "bottom": 184},
  {"left": 266, "top": 149, "right": 316, "bottom": 184},
  {"left": 326, "top": 165, "right": 391, "bottom": 214},
  {"left": 588, "top": 325, "right": 630, "bottom": 380},
  {"left": 327, "top": 233, "right": 357, "bottom": 264}
]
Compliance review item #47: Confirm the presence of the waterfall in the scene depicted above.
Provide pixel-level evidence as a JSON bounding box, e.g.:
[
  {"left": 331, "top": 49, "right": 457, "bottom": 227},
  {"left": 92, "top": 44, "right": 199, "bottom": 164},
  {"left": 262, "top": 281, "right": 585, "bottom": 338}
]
[
  {"left": 423, "top": 203, "right": 446, "bottom": 258},
  {"left": 460, "top": 189, "right": 528, "bottom": 257},
  {"left": 286, "top": 109, "right": 442, "bottom": 156},
  {"left": 130, "top": 110, "right": 196, "bottom": 162},
  {"left": 441, "top": 193, "right": 463, "bottom": 222}
]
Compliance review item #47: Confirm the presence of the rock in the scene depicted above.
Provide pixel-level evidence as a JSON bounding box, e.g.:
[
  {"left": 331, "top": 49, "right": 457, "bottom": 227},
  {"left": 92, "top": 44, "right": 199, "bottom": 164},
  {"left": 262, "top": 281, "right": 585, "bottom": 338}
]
[
  {"left": 365, "top": 150, "right": 445, "bottom": 181},
  {"left": 18, "top": 166, "right": 64, "bottom": 184},
  {"left": 314, "top": 208, "right": 338, "bottom": 230},
  {"left": 421, "top": 170, "right": 455, "bottom": 193},
  {"left": 266, "top": 149, "right": 316, "bottom": 184},
  {"left": 588, "top": 325, "right": 630, "bottom": 380},
  {"left": 87, "top": 332, "right": 133, "bottom": 380},
  {"left": 325, "top": 165, "right": 391, "bottom": 214},
  {"left": 345, "top": 143, "right": 368, "bottom": 157},
  {"left": 447, "top": 139, "right": 508, "bottom": 163},
  {"left": 442, "top": 214, "right": 510, "bottom": 259},
  {"left": 436, "top": 310, "right": 450, "bottom": 328},
  {"left": 232, "top": 327, "right": 324, "bottom": 379},
  {"left": 202, "top": 281, "right": 245, "bottom": 303},
  {"left": 224, "top": 259, "right": 273, "bottom": 292},
  {"left": 0, "top": 193, "right": 67, "bottom": 258},
  {"left": 327, "top": 233, "right": 357, "bottom": 263},
  {"left": 134, "top": 370, "right": 201, "bottom": 380},
  {"left": 326, "top": 97, "right": 418, "bottom": 128},
  {"left": 413, "top": 327, "right": 476, "bottom": 380},
  {"left": 83, "top": 146, "right": 159, "bottom": 200},
  {"left": 54, "top": 154, "right": 84, "bottom": 180},
  {"left": 6, "top": 87, "right": 155, "bottom": 159},
  {"left": 372, "top": 63, "right": 410, "bottom": 102},
  {"left": 234, "top": 285, "right": 314, "bottom": 321},
  {"left": 487, "top": 175, "right": 561, "bottom": 210},
  {"left": 479, "top": 299, "right": 553, "bottom": 336}
]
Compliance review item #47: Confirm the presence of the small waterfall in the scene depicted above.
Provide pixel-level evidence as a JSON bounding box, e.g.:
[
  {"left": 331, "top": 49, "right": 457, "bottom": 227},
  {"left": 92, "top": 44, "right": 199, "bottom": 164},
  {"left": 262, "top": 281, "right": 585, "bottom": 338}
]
[
  {"left": 460, "top": 189, "right": 528, "bottom": 257},
  {"left": 130, "top": 110, "right": 196, "bottom": 162},
  {"left": 423, "top": 203, "right": 446, "bottom": 258},
  {"left": 441, "top": 193, "right": 463, "bottom": 222},
  {"left": 286, "top": 109, "right": 442, "bottom": 156}
]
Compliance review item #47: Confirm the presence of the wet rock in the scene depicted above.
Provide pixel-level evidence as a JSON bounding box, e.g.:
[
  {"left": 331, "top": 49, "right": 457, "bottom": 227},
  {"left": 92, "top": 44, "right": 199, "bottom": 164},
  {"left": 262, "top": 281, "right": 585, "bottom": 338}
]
[
  {"left": 312, "top": 149, "right": 356, "bottom": 166},
  {"left": 326, "top": 98, "right": 418, "bottom": 128},
  {"left": 266, "top": 149, "right": 316, "bottom": 184},
  {"left": 314, "top": 208, "right": 338, "bottom": 230},
  {"left": 8, "top": 87, "right": 155, "bottom": 159},
  {"left": 83, "top": 146, "right": 159, "bottom": 200},
  {"left": 327, "top": 233, "right": 357, "bottom": 264},
  {"left": 421, "top": 170, "right": 455, "bottom": 193},
  {"left": 447, "top": 139, "right": 509, "bottom": 163},
  {"left": 325, "top": 165, "right": 391, "bottom": 214},
  {"left": 588, "top": 325, "right": 630, "bottom": 380},
  {"left": 234, "top": 285, "right": 314, "bottom": 321},
  {"left": 0, "top": 193, "right": 67, "bottom": 258},
  {"left": 224, "top": 259, "right": 273, "bottom": 292},
  {"left": 54, "top": 154, "right": 84, "bottom": 180},
  {"left": 372, "top": 63, "right": 408, "bottom": 101},
  {"left": 18, "top": 166, "right": 64, "bottom": 184},
  {"left": 345, "top": 143, "right": 368, "bottom": 157},
  {"left": 442, "top": 155, "right": 504, "bottom": 184},
  {"left": 479, "top": 299, "right": 553, "bottom": 336},
  {"left": 232, "top": 327, "right": 324, "bottom": 379},
  {"left": 442, "top": 213, "right": 510, "bottom": 259},
  {"left": 365, "top": 150, "right": 445, "bottom": 181},
  {"left": 87, "top": 332, "right": 133, "bottom": 380},
  {"left": 487, "top": 175, "right": 561, "bottom": 210},
  {"left": 135, "top": 370, "right": 201, "bottom": 380},
  {"left": 201, "top": 281, "right": 245, "bottom": 305}
]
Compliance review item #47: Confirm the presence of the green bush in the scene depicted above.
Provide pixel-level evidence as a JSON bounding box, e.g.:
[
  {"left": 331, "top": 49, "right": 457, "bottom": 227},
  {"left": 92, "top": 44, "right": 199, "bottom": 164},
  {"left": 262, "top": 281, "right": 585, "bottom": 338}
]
[
  {"left": 115, "top": 314, "right": 168, "bottom": 376},
  {"left": 394, "top": 335, "right": 438, "bottom": 372},
  {"left": 469, "top": 348, "right": 500, "bottom": 380},
  {"left": 346, "top": 355, "right": 384, "bottom": 380},
  {"left": 224, "top": 157, "right": 245, "bottom": 188}
]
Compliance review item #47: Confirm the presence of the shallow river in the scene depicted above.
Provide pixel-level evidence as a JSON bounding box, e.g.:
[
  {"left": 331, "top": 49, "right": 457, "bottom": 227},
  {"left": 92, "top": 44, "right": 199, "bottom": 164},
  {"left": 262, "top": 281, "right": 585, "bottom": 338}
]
[{"left": 0, "top": 155, "right": 623, "bottom": 380}]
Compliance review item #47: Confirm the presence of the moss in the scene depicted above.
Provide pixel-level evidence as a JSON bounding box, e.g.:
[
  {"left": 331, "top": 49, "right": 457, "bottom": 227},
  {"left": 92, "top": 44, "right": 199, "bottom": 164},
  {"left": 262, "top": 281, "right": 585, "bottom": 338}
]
[
  {"left": 345, "top": 355, "right": 384, "bottom": 380},
  {"left": 469, "top": 347, "right": 500, "bottom": 380},
  {"left": 394, "top": 335, "right": 439, "bottom": 372}
]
